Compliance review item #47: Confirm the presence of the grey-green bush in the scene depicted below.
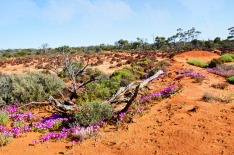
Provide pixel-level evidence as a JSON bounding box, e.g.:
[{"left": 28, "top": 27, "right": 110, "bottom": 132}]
[
  {"left": 74, "top": 101, "right": 114, "bottom": 126},
  {"left": 227, "top": 76, "right": 234, "bottom": 84},
  {"left": 0, "top": 73, "right": 66, "bottom": 104}
]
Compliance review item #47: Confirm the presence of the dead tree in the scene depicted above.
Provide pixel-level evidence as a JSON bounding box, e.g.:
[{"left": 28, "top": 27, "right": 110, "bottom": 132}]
[
  {"left": 46, "top": 52, "right": 100, "bottom": 101},
  {"left": 49, "top": 70, "right": 164, "bottom": 114}
]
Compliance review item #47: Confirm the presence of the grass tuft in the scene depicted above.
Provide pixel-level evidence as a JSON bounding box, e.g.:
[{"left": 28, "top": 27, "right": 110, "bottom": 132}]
[{"left": 187, "top": 59, "right": 209, "bottom": 68}]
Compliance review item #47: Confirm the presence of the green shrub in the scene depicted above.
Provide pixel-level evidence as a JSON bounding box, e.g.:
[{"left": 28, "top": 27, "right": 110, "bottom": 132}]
[
  {"left": 76, "top": 77, "right": 120, "bottom": 104},
  {"left": 16, "top": 51, "right": 28, "bottom": 57},
  {"left": 227, "top": 76, "right": 234, "bottom": 84},
  {"left": 219, "top": 54, "right": 234, "bottom": 62},
  {"left": 136, "top": 58, "right": 151, "bottom": 67},
  {"left": 187, "top": 59, "right": 209, "bottom": 68},
  {"left": 58, "top": 70, "right": 69, "bottom": 78},
  {"left": 111, "top": 67, "right": 138, "bottom": 82},
  {"left": 76, "top": 59, "right": 162, "bottom": 104},
  {"left": 0, "top": 110, "right": 9, "bottom": 126},
  {"left": 73, "top": 101, "right": 114, "bottom": 126},
  {"left": 2, "top": 52, "right": 13, "bottom": 58},
  {"left": 0, "top": 73, "right": 66, "bottom": 104},
  {"left": 111, "top": 66, "right": 144, "bottom": 85}
]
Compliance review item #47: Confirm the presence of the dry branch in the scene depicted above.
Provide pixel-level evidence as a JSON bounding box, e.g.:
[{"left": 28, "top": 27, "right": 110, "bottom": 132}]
[{"left": 48, "top": 70, "right": 164, "bottom": 114}]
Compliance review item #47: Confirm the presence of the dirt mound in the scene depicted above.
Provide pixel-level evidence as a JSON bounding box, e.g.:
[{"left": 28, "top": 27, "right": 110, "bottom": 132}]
[{"left": 174, "top": 51, "right": 219, "bottom": 62}]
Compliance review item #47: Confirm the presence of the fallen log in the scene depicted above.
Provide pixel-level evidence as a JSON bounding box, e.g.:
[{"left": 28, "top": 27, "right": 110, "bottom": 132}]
[{"left": 48, "top": 70, "right": 164, "bottom": 114}]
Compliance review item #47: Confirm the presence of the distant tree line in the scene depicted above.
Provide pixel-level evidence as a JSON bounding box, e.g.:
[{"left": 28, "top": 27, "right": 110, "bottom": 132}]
[{"left": 0, "top": 27, "right": 233, "bottom": 58}]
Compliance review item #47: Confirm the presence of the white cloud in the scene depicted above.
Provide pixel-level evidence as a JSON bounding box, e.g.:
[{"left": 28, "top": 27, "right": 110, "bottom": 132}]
[
  {"left": 177, "top": 0, "right": 226, "bottom": 39},
  {"left": 82, "top": 0, "right": 136, "bottom": 30},
  {"left": 41, "top": 0, "right": 79, "bottom": 23},
  {"left": 85, "top": 0, "right": 134, "bottom": 21},
  {"left": 139, "top": 3, "right": 171, "bottom": 24},
  {"left": 40, "top": 0, "right": 135, "bottom": 25},
  {"left": 0, "top": 0, "right": 40, "bottom": 26},
  {"left": 177, "top": 0, "right": 225, "bottom": 16}
]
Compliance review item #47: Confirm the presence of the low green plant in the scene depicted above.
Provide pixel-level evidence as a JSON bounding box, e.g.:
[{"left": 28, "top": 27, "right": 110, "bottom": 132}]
[
  {"left": 227, "top": 76, "right": 234, "bottom": 84},
  {"left": 221, "top": 53, "right": 234, "bottom": 59},
  {"left": 13, "top": 121, "right": 24, "bottom": 127},
  {"left": 58, "top": 70, "right": 69, "bottom": 78},
  {"left": 0, "top": 110, "right": 9, "bottom": 126},
  {"left": 111, "top": 67, "right": 139, "bottom": 82},
  {"left": 16, "top": 51, "right": 28, "bottom": 57},
  {"left": 187, "top": 59, "right": 209, "bottom": 68},
  {"left": 76, "top": 77, "right": 120, "bottom": 104},
  {"left": 74, "top": 101, "right": 114, "bottom": 126},
  {"left": 0, "top": 133, "right": 13, "bottom": 146},
  {"left": 219, "top": 54, "right": 234, "bottom": 62}
]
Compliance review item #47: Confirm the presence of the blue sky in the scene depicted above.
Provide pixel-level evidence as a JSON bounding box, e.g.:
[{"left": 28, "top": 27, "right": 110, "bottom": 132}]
[{"left": 0, "top": 0, "right": 234, "bottom": 49}]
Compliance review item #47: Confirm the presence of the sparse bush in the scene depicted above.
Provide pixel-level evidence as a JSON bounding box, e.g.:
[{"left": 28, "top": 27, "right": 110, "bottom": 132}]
[
  {"left": 73, "top": 101, "right": 114, "bottom": 126},
  {"left": 202, "top": 93, "right": 216, "bottom": 102},
  {"left": 192, "top": 75, "right": 205, "bottom": 83},
  {"left": 0, "top": 73, "right": 66, "bottom": 104},
  {"left": 146, "top": 61, "right": 168, "bottom": 77},
  {"left": 208, "top": 58, "right": 225, "bottom": 68},
  {"left": 202, "top": 93, "right": 233, "bottom": 103},
  {"left": 218, "top": 94, "right": 233, "bottom": 103},
  {"left": 211, "top": 83, "right": 228, "bottom": 89},
  {"left": 227, "top": 76, "right": 234, "bottom": 84},
  {"left": 187, "top": 59, "right": 209, "bottom": 68},
  {"left": 0, "top": 133, "right": 13, "bottom": 146}
]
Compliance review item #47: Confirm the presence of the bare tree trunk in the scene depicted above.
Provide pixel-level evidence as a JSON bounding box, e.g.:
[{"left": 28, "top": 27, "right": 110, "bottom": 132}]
[{"left": 48, "top": 70, "right": 164, "bottom": 114}]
